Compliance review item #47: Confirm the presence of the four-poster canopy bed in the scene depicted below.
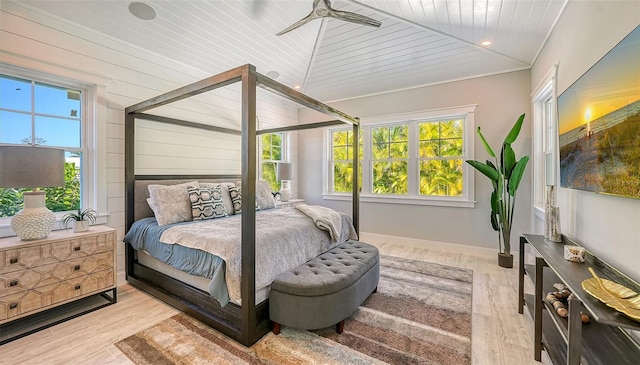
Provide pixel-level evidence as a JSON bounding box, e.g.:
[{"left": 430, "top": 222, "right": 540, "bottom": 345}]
[{"left": 124, "top": 64, "right": 360, "bottom": 346}]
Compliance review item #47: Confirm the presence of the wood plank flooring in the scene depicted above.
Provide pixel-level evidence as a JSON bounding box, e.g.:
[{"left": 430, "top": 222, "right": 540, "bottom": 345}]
[{"left": 0, "top": 240, "right": 541, "bottom": 365}]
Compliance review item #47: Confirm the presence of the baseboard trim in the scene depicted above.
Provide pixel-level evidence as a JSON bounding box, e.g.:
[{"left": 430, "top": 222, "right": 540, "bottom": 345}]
[{"left": 359, "top": 232, "right": 500, "bottom": 259}]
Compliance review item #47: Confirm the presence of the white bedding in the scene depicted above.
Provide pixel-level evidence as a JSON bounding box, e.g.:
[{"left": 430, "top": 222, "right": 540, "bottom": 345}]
[{"left": 159, "top": 207, "right": 357, "bottom": 303}]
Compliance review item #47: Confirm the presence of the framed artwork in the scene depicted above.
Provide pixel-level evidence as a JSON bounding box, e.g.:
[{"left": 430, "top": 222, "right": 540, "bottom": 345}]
[{"left": 558, "top": 25, "right": 640, "bottom": 199}]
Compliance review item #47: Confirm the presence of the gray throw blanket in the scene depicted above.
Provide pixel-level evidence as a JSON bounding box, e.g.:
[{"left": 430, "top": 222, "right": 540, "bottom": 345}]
[{"left": 295, "top": 204, "right": 343, "bottom": 243}]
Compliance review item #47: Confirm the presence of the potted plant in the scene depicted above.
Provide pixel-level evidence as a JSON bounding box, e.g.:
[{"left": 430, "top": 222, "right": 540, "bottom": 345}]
[
  {"left": 466, "top": 113, "right": 529, "bottom": 268},
  {"left": 61, "top": 208, "right": 98, "bottom": 233}
]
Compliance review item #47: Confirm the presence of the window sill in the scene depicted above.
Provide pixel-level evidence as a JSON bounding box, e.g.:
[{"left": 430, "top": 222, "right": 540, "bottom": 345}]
[
  {"left": 322, "top": 193, "right": 475, "bottom": 208},
  {"left": 0, "top": 212, "right": 110, "bottom": 239}
]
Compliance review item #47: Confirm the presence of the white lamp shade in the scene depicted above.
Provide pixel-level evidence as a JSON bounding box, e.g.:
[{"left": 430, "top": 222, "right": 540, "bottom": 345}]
[
  {"left": 276, "top": 162, "right": 293, "bottom": 181},
  {"left": 545, "top": 152, "right": 556, "bottom": 186},
  {"left": 0, "top": 146, "right": 65, "bottom": 188}
]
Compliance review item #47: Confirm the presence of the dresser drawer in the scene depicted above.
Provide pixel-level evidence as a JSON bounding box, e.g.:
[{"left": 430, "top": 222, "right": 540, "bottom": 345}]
[
  {"left": 0, "top": 268, "right": 114, "bottom": 322},
  {"left": 0, "top": 263, "right": 59, "bottom": 297},
  {"left": 0, "top": 250, "right": 113, "bottom": 298},
  {"left": 0, "top": 233, "right": 114, "bottom": 275}
]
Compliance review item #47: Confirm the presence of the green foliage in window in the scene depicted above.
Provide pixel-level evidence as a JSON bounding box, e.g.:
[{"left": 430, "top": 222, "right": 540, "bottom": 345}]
[
  {"left": 372, "top": 161, "right": 408, "bottom": 194},
  {"left": 419, "top": 119, "right": 464, "bottom": 196},
  {"left": 0, "top": 162, "right": 80, "bottom": 217},
  {"left": 261, "top": 133, "right": 283, "bottom": 192},
  {"left": 332, "top": 129, "right": 362, "bottom": 193}
]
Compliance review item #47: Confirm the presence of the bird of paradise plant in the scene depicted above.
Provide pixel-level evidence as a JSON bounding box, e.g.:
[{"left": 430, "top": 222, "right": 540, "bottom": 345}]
[{"left": 466, "top": 114, "right": 529, "bottom": 265}]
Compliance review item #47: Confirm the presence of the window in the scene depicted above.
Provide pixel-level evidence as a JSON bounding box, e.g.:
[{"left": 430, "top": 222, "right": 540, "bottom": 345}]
[
  {"left": 371, "top": 125, "right": 408, "bottom": 194},
  {"left": 260, "top": 132, "right": 285, "bottom": 192},
  {"left": 330, "top": 129, "right": 362, "bottom": 193},
  {"left": 0, "top": 73, "right": 85, "bottom": 217},
  {"left": 325, "top": 105, "right": 476, "bottom": 207},
  {"left": 532, "top": 65, "right": 558, "bottom": 214},
  {"left": 418, "top": 119, "right": 463, "bottom": 196}
]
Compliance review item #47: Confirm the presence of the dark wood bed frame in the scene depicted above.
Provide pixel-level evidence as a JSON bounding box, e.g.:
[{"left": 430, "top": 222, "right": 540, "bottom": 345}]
[{"left": 124, "top": 64, "right": 360, "bottom": 346}]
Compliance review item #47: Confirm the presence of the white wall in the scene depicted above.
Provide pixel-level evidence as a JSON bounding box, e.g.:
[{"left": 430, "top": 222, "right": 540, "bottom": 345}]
[
  {"left": 0, "top": 2, "right": 299, "bottom": 281},
  {"left": 531, "top": 1, "right": 640, "bottom": 281},
  {"left": 299, "top": 70, "right": 532, "bottom": 252}
]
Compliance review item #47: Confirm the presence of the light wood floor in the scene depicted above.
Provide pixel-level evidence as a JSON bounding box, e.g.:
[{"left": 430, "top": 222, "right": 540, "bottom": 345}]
[{"left": 1, "top": 240, "right": 541, "bottom": 365}]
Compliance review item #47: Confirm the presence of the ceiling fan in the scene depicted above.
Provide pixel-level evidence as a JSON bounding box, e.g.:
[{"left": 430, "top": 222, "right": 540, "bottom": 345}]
[{"left": 277, "top": 0, "right": 381, "bottom": 36}]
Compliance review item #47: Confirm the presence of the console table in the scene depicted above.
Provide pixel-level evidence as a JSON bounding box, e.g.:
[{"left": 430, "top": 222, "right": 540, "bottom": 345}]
[{"left": 519, "top": 234, "right": 640, "bottom": 364}]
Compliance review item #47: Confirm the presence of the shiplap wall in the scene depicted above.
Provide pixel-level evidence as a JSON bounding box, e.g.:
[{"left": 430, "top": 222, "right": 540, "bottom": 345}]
[{"left": 0, "top": 2, "right": 299, "bottom": 281}]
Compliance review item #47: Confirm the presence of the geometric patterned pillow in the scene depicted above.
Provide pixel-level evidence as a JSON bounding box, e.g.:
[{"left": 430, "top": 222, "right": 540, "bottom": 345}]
[
  {"left": 188, "top": 186, "right": 227, "bottom": 220},
  {"left": 228, "top": 185, "right": 242, "bottom": 214}
]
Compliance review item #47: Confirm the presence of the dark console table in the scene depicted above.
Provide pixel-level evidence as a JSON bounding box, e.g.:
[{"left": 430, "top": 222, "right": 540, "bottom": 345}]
[{"left": 519, "top": 234, "right": 640, "bottom": 365}]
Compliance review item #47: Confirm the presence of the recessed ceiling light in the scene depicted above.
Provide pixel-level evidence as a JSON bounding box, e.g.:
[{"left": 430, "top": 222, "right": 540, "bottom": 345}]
[
  {"left": 294, "top": 85, "right": 301, "bottom": 89},
  {"left": 266, "top": 71, "right": 280, "bottom": 79},
  {"left": 481, "top": 40, "right": 492, "bottom": 46},
  {"left": 129, "top": 2, "right": 156, "bottom": 20}
]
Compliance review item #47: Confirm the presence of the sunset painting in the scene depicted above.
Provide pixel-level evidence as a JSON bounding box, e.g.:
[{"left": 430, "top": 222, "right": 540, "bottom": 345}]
[{"left": 558, "top": 25, "right": 640, "bottom": 199}]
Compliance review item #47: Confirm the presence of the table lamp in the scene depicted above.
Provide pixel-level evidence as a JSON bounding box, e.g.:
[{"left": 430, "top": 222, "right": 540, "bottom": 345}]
[
  {"left": 276, "top": 162, "right": 293, "bottom": 202},
  {"left": 0, "top": 146, "right": 65, "bottom": 240}
]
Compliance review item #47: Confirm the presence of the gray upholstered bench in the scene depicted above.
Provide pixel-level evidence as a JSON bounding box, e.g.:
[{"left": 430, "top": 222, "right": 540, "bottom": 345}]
[{"left": 269, "top": 240, "right": 379, "bottom": 334}]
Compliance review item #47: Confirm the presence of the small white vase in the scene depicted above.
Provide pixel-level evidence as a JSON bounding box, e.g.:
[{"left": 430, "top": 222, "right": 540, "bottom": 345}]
[{"left": 72, "top": 220, "right": 90, "bottom": 233}]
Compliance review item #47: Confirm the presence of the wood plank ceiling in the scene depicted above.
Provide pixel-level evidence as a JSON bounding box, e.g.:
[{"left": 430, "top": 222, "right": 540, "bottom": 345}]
[{"left": 12, "top": 0, "right": 566, "bottom": 102}]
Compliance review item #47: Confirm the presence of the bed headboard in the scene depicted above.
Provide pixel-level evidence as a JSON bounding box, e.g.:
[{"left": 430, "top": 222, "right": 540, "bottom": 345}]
[{"left": 133, "top": 177, "right": 240, "bottom": 222}]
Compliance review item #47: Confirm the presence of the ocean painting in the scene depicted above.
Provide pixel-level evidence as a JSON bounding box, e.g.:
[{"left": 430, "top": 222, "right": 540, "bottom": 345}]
[{"left": 558, "top": 26, "right": 640, "bottom": 199}]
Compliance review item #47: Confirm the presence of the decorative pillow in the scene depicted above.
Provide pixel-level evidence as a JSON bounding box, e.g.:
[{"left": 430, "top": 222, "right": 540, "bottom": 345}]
[
  {"left": 232, "top": 180, "right": 276, "bottom": 212},
  {"left": 148, "top": 181, "right": 200, "bottom": 226},
  {"left": 188, "top": 186, "right": 227, "bottom": 220},
  {"left": 200, "top": 182, "right": 235, "bottom": 215},
  {"left": 256, "top": 180, "right": 276, "bottom": 210},
  {"left": 228, "top": 185, "right": 242, "bottom": 214}
]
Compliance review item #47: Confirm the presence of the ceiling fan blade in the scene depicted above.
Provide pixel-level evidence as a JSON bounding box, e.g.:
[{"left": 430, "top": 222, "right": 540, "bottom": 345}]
[
  {"left": 277, "top": 12, "right": 320, "bottom": 36},
  {"left": 331, "top": 9, "right": 381, "bottom": 28}
]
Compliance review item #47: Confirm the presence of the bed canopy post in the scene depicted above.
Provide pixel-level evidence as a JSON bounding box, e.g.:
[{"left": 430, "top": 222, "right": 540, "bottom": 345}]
[
  {"left": 352, "top": 120, "right": 360, "bottom": 235},
  {"left": 240, "top": 64, "right": 258, "bottom": 345}
]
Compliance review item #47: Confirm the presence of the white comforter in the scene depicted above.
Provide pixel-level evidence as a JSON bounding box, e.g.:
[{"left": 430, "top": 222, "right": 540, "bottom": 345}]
[{"left": 159, "top": 207, "right": 357, "bottom": 303}]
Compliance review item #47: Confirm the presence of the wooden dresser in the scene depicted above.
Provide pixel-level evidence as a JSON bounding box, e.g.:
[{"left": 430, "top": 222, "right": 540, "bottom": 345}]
[{"left": 0, "top": 225, "right": 117, "bottom": 344}]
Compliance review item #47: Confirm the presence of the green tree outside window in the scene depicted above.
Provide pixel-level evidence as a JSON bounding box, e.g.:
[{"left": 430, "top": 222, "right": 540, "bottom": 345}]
[
  {"left": 331, "top": 129, "right": 362, "bottom": 193},
  {"left": 261, "top": 133, "right": 284, "bottom": 192},
  {"left": 418, "top": 119, "right": 464, "bottom": 196}
]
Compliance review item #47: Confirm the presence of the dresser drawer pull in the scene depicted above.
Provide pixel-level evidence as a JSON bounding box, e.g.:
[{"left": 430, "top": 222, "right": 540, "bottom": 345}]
[
  {"left": 74, "top": 246, "right": 81, "bottom": 252},
  {"left": 74, "top": 284, "right": 81, "bottom": 290},
  {"left": 9, "top": 279, "right": 18, "bottom": 287},
  {"left": 9, "top": 258, "right": 18, "bottom": 264},
  {"left": 9, "top": 303, "right": 17, "bottom": 310},
  {"left": 74, "top": 265, "right": 81, "bottom": 271}
]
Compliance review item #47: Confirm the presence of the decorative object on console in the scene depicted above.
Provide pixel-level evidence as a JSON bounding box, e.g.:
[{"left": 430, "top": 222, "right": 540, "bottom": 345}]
[
  {"left": 582, "top": 267, "right": 640, "bottom": 322},
  {"left": 61, "top": 208, "right": 98, "bottom": 233},
  {"left": 276, "top": 162, "right": 293, "bottom": 202},
  {"left": 563, "top": 245, "right": 586, "bottom": 263},
  {"left": 544, "top": 153, "right": 562, "bottom": 242},
  {"left": 466, "top": 114, "right": 530, "bottom": 268},
  {"left": 0, "top": 146, "right": 65, "bottom": 240}
]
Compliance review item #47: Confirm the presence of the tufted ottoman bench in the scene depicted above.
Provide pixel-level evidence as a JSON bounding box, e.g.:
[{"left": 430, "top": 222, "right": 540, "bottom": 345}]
[{"left": 269, "top": 240, "right": 379, "bottom": 334}]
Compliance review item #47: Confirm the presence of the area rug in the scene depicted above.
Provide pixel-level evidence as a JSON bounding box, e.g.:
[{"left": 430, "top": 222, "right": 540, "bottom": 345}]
[{"left": 115, "top": 255, "right": 473, "bottom": 365}]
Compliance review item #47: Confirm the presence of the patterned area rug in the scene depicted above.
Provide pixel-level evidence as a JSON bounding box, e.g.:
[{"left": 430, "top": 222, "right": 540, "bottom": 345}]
[{"left": 115, "top": 255, "right": 473, "bottom": 364}]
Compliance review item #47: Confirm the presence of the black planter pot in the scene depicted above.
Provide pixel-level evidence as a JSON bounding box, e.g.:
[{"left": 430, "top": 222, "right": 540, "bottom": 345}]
[{"left": 498, "top": 253, "right": 514, "bottom": 268}]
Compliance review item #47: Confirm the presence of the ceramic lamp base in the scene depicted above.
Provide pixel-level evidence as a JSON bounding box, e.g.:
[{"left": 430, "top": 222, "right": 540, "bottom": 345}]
[{"left": 11, "top": 191, "right": 56, "bottom": 241}]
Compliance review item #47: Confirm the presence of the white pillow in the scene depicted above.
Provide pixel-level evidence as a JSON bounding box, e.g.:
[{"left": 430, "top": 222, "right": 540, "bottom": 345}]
[
  {"left": 233, "top": 180, "right": 276, "bottom": 211},
  {"left": 148, "top": 181, "right": 200, "bottom": 226}
]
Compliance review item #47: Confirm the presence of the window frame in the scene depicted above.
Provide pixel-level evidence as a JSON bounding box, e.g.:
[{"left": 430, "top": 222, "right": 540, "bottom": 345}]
[
  {"left": 0, "top": 65, "right": 106, "bottom": 237},
  {"left": 532, "top": 65, "right": 559, "bottom": 219},
  {"left": 259, "top": 132, "right": 287, "bottom": 192},
  {"left": 323, "top": 105, "right": 476, "bottom": 207}
]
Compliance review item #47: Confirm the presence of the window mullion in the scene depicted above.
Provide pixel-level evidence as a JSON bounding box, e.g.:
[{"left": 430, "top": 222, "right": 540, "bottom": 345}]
[
  {"left": 362, "top": 126, "right": 371, "bottom": 194},
  {"left": 408, "top": 122, "right": 417, "bottom": 196}
]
